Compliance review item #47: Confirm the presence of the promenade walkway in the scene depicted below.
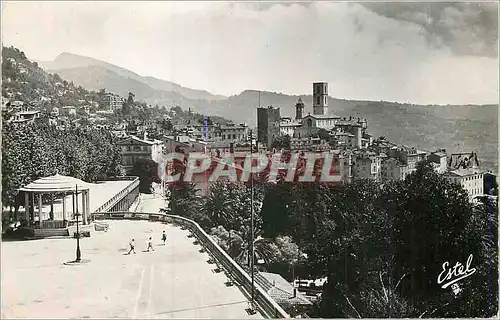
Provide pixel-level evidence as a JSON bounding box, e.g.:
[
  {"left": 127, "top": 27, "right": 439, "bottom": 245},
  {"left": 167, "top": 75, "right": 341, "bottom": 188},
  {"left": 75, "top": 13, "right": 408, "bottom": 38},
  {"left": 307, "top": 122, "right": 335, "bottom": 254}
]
[{"left": 1, "top": 193, "right": 264, "bottom": 319}]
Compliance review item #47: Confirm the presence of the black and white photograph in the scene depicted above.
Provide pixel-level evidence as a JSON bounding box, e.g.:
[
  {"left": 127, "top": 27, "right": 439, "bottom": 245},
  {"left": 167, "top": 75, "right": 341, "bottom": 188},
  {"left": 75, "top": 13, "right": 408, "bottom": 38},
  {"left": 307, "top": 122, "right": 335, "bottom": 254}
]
[{"left": 1, "top": 1, "right": 498, "bottom": 318}]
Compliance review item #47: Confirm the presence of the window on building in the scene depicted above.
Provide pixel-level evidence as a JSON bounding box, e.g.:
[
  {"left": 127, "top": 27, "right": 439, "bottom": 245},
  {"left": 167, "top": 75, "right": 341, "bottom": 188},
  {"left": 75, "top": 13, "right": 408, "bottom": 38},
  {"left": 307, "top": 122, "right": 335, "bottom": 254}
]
[
  {"left": 316, "top": 97, "right": 320, "bottom": 105},
  {"left": 324, "top": 96, "right": 327, "bottom": 105}
]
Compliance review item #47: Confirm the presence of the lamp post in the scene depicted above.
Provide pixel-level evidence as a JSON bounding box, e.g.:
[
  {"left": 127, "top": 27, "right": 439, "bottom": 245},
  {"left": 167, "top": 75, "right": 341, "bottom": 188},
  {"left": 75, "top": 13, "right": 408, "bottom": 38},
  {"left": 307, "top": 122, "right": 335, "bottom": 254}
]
[
  {"left": 249, "top": 129, "right": 255, "bottom": 311},
  {"left": 74, "top": 184, "right": 81, "bottom": 262},
  {"left": 218, "top": 131, "right": 256, "bottom": 311}
]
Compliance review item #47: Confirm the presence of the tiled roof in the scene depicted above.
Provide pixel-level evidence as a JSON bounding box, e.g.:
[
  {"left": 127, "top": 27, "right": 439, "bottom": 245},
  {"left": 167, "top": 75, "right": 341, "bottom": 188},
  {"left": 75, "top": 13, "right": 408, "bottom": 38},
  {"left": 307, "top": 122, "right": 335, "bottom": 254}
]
[
  {"left": 334, "top": 132, "right": 354, "bottom": 137},
  {"left": 335, "top": 120, "right": 362, "bottom": 127},
  {"left": 383, "top": 157, "right": 406, "bottom": 166},
  {"left": 16, "top": 110, "right": 40, "bottom": 115},
  {"left": 445, "top": 168, "right": 484, "bottom": 177},
  {"left": 432, "top": 152, "right": 447, "bottom": 157},
  {"left": 303, "top": 114, "right": 341, "bottom": 120},
  {"left": 119, "top": 135, "right": 161, "bottom": 145},
  {"left": 255, "top": 272, "right": 312, "bottom": 306},
  {"left": 279, "top": 122, "right": 302, "bottom": 127}
]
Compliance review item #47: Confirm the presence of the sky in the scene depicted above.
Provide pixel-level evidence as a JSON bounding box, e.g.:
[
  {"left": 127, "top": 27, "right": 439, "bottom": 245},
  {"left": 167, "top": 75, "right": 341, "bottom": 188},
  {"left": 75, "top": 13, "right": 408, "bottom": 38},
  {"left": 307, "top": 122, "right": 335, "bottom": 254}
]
[{"left": 1, "top": 1, "right": 499, "bottom": 105}]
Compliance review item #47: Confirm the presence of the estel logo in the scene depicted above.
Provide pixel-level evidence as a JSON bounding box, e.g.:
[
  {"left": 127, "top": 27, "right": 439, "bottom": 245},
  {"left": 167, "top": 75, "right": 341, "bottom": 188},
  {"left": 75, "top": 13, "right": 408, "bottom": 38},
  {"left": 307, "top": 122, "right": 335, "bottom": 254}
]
[{"left": 437, "top": 254, "right": 476, "bottom": 295}]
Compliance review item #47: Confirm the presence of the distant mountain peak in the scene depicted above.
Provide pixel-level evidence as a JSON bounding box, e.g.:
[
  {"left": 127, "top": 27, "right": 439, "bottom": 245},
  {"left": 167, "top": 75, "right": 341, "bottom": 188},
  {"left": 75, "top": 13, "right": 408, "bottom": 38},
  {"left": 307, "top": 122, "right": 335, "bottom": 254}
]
[{"left": 38, "top": 52, "right": 226, "bottom": 102}]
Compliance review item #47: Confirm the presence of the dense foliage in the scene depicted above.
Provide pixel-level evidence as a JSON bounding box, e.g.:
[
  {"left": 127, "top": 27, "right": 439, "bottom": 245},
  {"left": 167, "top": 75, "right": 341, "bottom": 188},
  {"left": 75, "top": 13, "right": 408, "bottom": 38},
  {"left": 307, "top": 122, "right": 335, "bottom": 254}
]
[
  {"left": 168, "top": 105, "right": 231, "bottom": 126},
  {"left": 2, "top": 122, "right": 123, "bottom": 211},
  {"left": 165, "top": 161, "right": 498, "bottom": 318},
  {"left": 271, "top": 134, "right": 291, "bottom": 150},
  {"left": 131, "top": 158, "right": 161, "bottom": 194}
]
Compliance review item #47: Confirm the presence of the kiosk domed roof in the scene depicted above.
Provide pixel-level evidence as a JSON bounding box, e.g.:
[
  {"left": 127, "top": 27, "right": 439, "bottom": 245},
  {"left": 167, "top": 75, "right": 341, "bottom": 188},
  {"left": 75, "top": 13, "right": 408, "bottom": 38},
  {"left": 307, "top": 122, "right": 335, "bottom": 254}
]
[{"left": 19, "top": 174, "right": 90, "bottom": 192}]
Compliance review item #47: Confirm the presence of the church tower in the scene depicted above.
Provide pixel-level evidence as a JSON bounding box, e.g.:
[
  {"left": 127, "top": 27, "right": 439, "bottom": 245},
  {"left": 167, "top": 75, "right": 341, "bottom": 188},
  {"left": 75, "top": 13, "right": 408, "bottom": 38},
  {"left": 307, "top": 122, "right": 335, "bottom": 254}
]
[
  {"left": 313, "top": 82, "right": 328, "bottom": 115},
  {"left": 295, "top": 97, "right": 304, "bottom": 120}
]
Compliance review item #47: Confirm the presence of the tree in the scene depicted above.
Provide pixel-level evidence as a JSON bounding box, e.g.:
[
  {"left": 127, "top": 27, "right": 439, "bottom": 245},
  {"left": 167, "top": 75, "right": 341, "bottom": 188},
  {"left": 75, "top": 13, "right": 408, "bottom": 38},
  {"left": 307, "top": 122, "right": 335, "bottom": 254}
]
[
  {"left": 2, "top": 123, "right": 123, "bottom": 216},
  {"left": 165, "top": 181, "right": 205, "bottom": 223},
  {"left": 203, "top": 182, "right": 236, "bottom": 230},
  {"left": 131, "top": 158, "right": 160, "bottom": 193},
  {"left": 235, "top": 235, "right": 274, "bottom": 269},
  {"left": 271, "top": 134, "right": 291, "bottom": 150},
  {"left": 265, "top": 236, "right": 302, "bottom": 280},
  {"left": 316, "top": 128, "right": 331, "bottom": 140},
  {"left": 210, "top": 225, "right": 244, "bottom": 258},
  {"left": 127, "top": 92, "right": 135, "bottom": 104},
  {"left": 261, "top": 181, "right": 298, "bottom": 238}
]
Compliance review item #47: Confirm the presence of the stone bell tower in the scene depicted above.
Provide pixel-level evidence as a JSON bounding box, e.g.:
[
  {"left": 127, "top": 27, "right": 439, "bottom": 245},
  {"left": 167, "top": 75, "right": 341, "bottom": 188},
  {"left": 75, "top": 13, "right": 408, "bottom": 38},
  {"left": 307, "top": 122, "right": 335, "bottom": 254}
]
[
  {"left": 313, "top": 82, "right": 328, "bottom": 115},
  {"left": 295, "top": 97, "right": 304, "bottom": 120}
]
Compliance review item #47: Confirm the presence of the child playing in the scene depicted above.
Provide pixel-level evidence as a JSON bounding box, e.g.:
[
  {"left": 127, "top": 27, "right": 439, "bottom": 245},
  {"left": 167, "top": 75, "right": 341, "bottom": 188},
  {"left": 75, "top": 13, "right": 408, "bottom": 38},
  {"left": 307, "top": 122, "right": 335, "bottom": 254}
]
[
  {"left": 161, "top": 231, "right": 167, "bottom": 245},
  {"left": 128, "top": 239, "right": 136, "bottom": 254},
  {"left": 147, "top": 236, "right": 154, "bottom": 252}
]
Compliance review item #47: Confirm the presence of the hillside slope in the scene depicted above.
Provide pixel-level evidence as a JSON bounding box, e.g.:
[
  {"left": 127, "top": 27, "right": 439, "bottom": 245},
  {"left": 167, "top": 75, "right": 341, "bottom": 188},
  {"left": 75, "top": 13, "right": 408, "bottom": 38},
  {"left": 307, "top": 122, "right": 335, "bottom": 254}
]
[
  {"left": 39, "top": 52, "right": 226, "bottom": 102},
  {"left": 2, "top": 46, "right": 103, "bottom": 110}
]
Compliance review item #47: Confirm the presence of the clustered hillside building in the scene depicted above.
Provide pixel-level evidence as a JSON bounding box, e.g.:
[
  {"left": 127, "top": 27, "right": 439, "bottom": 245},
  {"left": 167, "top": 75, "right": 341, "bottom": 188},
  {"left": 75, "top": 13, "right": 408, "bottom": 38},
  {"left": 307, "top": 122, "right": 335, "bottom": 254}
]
[
  {"left": 117, "top": 134, "right": 164, "bottom": 175},
  {"left": 104, "top": 93, "right": 125, "bottom": 110},
  {"left": 258, "top": 83, "right": 371, "bottom": 151},
  {"left": 3, "top": 64, "right": 495, "bottom": 202},
  {"left": 443, "top": 152, "right": 485, "bottom": 199},
  {"left": 254, "top": 82, "right": 494, "bottom": 200}
]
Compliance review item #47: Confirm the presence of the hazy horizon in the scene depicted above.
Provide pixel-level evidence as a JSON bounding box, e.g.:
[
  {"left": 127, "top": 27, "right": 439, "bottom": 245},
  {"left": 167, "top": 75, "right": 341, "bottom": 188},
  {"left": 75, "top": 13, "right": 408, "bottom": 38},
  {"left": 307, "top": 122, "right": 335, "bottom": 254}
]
[{"left": 2, "top": 1, "right": 498, "bottom": 105}]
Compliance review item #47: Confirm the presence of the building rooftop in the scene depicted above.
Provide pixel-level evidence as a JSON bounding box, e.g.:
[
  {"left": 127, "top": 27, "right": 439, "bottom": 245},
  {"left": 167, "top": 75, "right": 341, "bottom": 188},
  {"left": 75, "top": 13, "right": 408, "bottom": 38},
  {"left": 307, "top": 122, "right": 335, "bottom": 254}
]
[
  {"left": 305, "top": 114, "right": 341, "bottom": 120},
  {"left": 335, "top": 120, "right": 362, "bottom": 127},
  {"left": 19, "top": 174, "right": 90, "bottom": 192},
  {"left": 446, "top": 168, "right": 484, "bottom": 177},
  {"left": 334, "top": 132, "right": 355, "bottom": 137},
  {"left": 383, "top": 157, "right": 406, "bottom": 167},
  {"left": 432, "top": 151, "right": 447, "bottom": 158},
  {"left": 119, "top": 135, "right": 162, "bottom": 145},
  {"left": 16, "top": 110, "right": 40, "bottom": 115},
  {"left": 255, "top": 272, "right": 311, "bottom": 307},
  {"left": 279, "top": 121, "right": 302, "bottom": 127},
  {"left": 220, "top": 124, "right": 248, "bottom": 130},
  {"left": 448, "top": 152, "right": 480, "bottom": 169}
]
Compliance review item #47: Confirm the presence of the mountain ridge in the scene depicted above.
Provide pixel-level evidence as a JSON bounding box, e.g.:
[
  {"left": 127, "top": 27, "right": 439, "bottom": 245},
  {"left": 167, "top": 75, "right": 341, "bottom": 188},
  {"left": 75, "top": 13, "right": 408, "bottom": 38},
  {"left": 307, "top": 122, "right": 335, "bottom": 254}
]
[
  {"left": 38, "top": 52, "right": 227, "bottom": 102},
  {"left": 40, "top": 52, "right": 497, "bottom": 109}
]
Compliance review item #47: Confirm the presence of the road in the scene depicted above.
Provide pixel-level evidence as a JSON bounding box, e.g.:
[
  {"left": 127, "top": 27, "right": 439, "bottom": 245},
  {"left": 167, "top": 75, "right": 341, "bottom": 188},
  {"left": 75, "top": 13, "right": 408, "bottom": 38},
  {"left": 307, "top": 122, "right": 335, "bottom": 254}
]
[{"left": 135, "top": 192, "right": 167, "bottom": 214}]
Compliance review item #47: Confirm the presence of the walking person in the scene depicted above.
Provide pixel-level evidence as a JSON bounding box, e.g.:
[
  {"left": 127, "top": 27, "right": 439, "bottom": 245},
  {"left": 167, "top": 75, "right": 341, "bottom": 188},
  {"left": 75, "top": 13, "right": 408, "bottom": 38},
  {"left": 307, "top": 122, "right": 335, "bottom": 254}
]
[
  {"left": 147, "top": 236, "right": 154, "bottom": 252},
  {"left": 128, "top": 239, "right": 136, "bottom": 255},
  {"left": 161, "top": 230, "right": 167, "bottom": 245}
]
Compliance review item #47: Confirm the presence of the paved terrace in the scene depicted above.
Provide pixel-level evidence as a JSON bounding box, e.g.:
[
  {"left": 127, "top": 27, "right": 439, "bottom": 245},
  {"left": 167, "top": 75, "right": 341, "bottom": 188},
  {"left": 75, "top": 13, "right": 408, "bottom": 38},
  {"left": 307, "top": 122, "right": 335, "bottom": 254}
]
[
  {"left": 1, "top": 194, "right": 264, "bottom": 319},
  {"left": 30, "top": 180, "right": 135, "bottom": 221}
]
